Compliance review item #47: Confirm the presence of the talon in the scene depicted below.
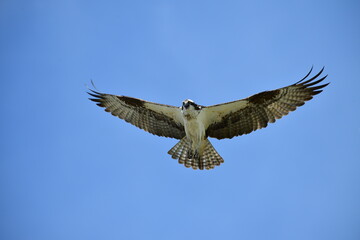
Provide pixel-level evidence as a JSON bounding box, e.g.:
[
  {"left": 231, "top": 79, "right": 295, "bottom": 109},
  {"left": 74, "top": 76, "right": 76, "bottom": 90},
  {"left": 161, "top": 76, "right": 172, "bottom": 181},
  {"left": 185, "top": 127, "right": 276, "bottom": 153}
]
[{"left": 187, "top": 150, "right": 193, "bottom": 159}]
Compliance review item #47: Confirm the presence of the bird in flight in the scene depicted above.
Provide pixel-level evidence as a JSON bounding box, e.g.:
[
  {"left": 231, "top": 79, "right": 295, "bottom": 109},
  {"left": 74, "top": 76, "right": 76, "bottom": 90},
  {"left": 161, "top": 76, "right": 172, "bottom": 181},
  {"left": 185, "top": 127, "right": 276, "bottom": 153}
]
[{"left": 88, "top": 67, "right": 329, "bottom": 170}]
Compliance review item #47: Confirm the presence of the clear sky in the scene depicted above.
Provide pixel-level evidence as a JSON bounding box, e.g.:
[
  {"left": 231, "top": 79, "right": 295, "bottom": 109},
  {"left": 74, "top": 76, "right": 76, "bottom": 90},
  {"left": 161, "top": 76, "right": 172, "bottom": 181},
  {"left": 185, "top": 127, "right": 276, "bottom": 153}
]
[{"left": 1, "top": 1, "right": 359, "bottom": 240}]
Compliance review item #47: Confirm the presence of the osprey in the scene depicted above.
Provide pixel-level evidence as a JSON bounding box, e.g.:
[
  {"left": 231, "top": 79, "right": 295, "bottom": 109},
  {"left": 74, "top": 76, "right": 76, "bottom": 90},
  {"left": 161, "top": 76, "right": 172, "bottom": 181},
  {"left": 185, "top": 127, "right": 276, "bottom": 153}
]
[{"left": 88, "top": 67, "right": 329, "bottom": 170}]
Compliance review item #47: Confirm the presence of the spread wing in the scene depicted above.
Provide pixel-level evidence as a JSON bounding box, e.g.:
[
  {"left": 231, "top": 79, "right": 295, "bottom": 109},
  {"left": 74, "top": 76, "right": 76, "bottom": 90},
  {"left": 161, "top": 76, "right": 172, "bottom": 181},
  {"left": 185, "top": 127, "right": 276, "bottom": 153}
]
[
  {"left": 88, "top": 89, "right": 185, "bottom": 139},
  {"left": 203, "top": 67, "right": 329, "bottom": 139}
]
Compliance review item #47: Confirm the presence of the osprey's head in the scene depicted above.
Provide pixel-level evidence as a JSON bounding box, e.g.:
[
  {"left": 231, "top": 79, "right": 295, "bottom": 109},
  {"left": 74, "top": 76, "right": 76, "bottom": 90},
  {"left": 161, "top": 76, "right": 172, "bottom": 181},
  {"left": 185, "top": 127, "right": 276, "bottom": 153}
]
[{"left": 182, "top": 99, "right": 201, "bottom": 110}]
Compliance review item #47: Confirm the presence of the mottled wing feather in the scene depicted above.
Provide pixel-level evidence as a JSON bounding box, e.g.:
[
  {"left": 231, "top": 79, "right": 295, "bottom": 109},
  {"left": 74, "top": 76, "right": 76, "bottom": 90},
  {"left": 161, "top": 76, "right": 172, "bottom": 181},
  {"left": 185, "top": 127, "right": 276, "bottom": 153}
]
[
  {"left": 88, "top": 90, "right": 185, "bottom": 139},
  {"left": 205, "top": 67, "right": 329, "bottom": 139}
]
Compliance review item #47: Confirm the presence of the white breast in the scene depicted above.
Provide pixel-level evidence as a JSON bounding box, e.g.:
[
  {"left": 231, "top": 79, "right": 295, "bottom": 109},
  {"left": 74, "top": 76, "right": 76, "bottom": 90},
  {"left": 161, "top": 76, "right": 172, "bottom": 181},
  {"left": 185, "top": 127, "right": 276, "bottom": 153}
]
[{"left": 182, "top": 108, "right": 206, "bottom": 150}]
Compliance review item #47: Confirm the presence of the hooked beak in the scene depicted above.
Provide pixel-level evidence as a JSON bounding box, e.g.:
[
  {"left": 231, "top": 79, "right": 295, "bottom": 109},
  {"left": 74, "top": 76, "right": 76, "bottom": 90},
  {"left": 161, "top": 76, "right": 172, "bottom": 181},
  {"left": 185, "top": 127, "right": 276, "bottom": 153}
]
[{"left": 183, "top": 102, "right": 190, "bottom": 109}]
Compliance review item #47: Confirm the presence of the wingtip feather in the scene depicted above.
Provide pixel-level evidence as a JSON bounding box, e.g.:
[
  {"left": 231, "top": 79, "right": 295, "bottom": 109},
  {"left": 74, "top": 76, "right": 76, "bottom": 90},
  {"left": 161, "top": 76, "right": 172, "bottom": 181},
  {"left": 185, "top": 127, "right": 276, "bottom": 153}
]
[
  {"left": 87, "top": 91, "right": 103, "bottom": 98},
  {"left": 296, "top": 66, "right": 314, "bottom": 84}
]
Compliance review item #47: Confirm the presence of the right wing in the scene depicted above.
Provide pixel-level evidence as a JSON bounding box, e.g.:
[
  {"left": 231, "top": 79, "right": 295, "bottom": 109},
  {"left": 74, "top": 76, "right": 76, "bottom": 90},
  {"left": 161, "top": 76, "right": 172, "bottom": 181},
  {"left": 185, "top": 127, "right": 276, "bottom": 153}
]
[{"left": 88, "top": 89, "right": 186, "bottom": 139}]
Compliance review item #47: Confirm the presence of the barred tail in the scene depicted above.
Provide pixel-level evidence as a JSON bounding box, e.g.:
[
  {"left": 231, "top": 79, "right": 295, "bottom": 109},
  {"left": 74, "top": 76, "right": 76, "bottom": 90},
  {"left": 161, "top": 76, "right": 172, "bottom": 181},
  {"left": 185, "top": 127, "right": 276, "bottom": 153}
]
[{"left": 167, "top": 137, "right": 224, "bottom": 170}]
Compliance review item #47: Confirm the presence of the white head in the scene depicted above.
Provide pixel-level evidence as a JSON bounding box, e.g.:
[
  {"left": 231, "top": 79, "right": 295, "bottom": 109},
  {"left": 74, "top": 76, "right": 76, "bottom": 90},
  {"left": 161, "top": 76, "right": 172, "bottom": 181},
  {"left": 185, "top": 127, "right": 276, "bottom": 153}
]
[{"left": 182, "top": 99, "right": 202, "bottom": 111}]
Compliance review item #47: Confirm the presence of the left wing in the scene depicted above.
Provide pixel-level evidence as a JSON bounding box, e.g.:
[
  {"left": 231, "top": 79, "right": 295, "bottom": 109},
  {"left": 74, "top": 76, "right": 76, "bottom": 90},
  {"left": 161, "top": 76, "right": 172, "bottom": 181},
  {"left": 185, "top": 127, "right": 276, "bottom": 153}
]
[
  {"left": 203, "top": 67, "right": 329, "bottom": 139},
  {"left": 88, "top": 89, "right": 185, "bottom": 139}
]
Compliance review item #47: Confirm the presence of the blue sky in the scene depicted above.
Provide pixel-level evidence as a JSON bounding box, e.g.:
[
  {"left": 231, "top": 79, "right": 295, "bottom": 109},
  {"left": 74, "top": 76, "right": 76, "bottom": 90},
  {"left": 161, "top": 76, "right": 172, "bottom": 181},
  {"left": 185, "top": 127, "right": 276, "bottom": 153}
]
[{"left": 1, "top": 0, "right": 359, "bottom": 239}]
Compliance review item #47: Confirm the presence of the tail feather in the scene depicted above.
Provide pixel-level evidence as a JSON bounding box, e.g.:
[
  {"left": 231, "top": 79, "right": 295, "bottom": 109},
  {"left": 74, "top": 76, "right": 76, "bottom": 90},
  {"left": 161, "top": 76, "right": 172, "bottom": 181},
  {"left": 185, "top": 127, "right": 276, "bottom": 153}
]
[
  {"left": 168, "top": 138, "right": 188, "bottom": 162},
  {"left": 168, "top": 137, "right": 224, "bottom": 170}
]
